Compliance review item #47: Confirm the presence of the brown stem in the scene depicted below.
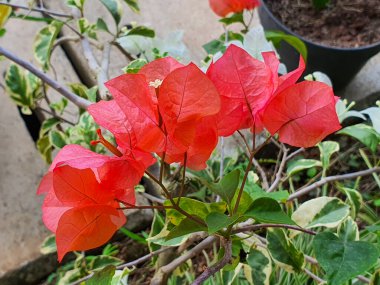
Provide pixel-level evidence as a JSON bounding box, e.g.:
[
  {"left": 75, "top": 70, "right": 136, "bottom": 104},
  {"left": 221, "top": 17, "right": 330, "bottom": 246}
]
[
  {"left": 233, "top": 223, "right": 316, "bottom": 236},
  {"left": 177, "top": 152, "right": 187, "bottom": 205},
  {"left": 191, "top": 238, "right": 232, "bottom": 285},
  {"left": 232, "top": 136, "right": 271, "bottom": 214}
]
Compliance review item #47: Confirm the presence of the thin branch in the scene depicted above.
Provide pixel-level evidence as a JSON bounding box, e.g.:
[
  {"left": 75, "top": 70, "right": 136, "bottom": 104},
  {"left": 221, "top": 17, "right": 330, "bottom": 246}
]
[
  {"left": 36, "top": 107, "right": 75, "bottom": 126},
  {"left": 252, "top": 157, "right": 269, "bottom": 190},
  {"left": 267, "top": 146, "right": 289, "bottom": 192},
  {"left": 233, "top": 136, "right": 271, "bottom": 214},
  {"left": 70, "top": 247, "right": 172, "bottom": 285},
  {"left": 177, "top": 152, "right": 187, "bottom": 204},
  {"left": 98, "top": 42, "right": 111, "bottom": 99},
  {"left": 112, "top": 40, "right": 135, "bottom": 61},
  {"left": 192, "top": 238, "right": 232, "bottom": 285},
  {"left": 52, "top": 36, "right": 80, "bottom": 52},
  {"left": 0, "top": 2, "right": 72, "bottom": 18},
  {"left": 233, "top": 223, "right": 316, "bottom": 236},
  {"left": 303, "top": 268, "right": 326, "bottom": 284},
  {"left": 141, "top": 192, "right": 165, "bottom": 204},
  {"left": 288, "top": 167, "right": 380, "bottom": 201},
  {"left": 0, "top": 46, "right": 91, "bottom": 109},
  {"left": 150, "top": 236, "right": 217, "bottom": 285},
  {"left": 287, "top": 147, "right": 305, "bottom": 161}
]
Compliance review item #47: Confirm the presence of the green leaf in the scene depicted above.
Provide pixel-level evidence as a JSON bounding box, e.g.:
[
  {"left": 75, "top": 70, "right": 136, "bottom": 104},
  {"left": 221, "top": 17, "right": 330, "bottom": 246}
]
[
  {"left": 50, "top": 98, "right": 68, "bottom": 115},
  {"left": 0, "top": 28, "right": 6, "bottom": 37},
  {"left": 119, "top": 227, "right": 147, "bottom": 244},
  {"left": 245, "top": 185, "right": 289, "bottom": 203},
  {"left": 88, "top": 256, "right": 123, "bottom": 271},
  {"left": 318, "top": 141, "right": 339, "bottom": 171},
  {"left": 67, "top": 0, "right": 86, "bottom": 10},
  {"left": 338, "top": 187, "right": 362, "bottom": 218},
  {"left": 246, "top": 248, "right": 272, "bottom": 285},
  {"left": 148, "top": 221, "right": 191, "bottom": 247},
  {"left": 205, "top": 212, "right": 239, "bottom": 234},
  {"left": 208, "top": 169, "right": 240, "bottom": 207},
  {"left": 219, "top": 12, "right": 244, "bottom": 26},
  {"left": 312, "top": 0, "right": 330, "bottom": 10},
  {"left": 291, "top": 197, "right": 350, "bottom": 230},
  {"left": 111, "top": 268, "right": 131, "bottom": 285},
  {"left": 203, "top": 39, "right": 225, "bottom": 55},
  {"left": 265, "top": 30, "right": 307, "bottom": 61},
  {"left": 244, "top": 197, "right": 295, "bottom": 225},
  {"left": 371, "top": 270, "right": 380, "bottom": 285},
  {"left": 96, "top": 18, "right": 110, "bottom": 33},
  {"left": 313, "top": 232, "right": 378, "bottom": 285},
  {"left": 122, "top": 58, "right": 147, "bottom": 74},
  {"left": 267, "top": 228, "right": 304, "bottom": 273},
  {"left": 126, "top": 26, "right": 155, "bottom": 38},
  {"left": 123, "top": 0, "right": 140, "bottom": 13},
  {"left": 166, "top": 218, "right": 207, "bottom": 240},
  {"left": 286, "top": 159, "right": 322, "bottom": 176},
  {"left": 338, "top": 124, "right": 380, "bottom": 153},
  {"left": 164, "top": 197, "right": 226, "bottom": 225},
  {"left": 49, "top": 130, "right": 67, "bottom": 149},
  {"left": 337, "top": 217, "right": 359, "bottom": 242},
  {"left": 34, "top": 21, "right": 63, "bottom": 71},
  {"left": 39, "top": 118, "right": 60, "bottom": 138},
  {"left": 40, "top": 235, "right": 57, "bottom": 254},
  {"left": 86, "top": 265, "right": 115, "bottom": 285},
  {"left": 0, "top": 5, "right": 12, "bottom": 28},
  {"left": 5, "top": 64, "right": 42, "bottom": 109},
  {"left": 37, "top": 135, "right": 52, "bottom": 163},
  {"left": 100, "top": 0, "right": 123, "bottom": 25}
]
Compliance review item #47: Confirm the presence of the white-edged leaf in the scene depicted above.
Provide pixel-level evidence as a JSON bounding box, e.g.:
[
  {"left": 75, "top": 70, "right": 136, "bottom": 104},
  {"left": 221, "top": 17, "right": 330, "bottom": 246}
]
[
  {"left": 287, "top": 159, "right": 322, "bottom": 176},
  {"left": 362, "top": 107, "right": 380, "bottom": 134},
  {"left": 100, "top": 0, "right": 123, "bottom": 25},
  {"left": 40, "top": 235, "right": 57, "bottom": 254},
  {"left": 338, "top": 217, "right": 359, "bottom": 242},
  {"left": 245, "top": 247, "right": 272, "bottom": 285},
  {"left": 34, "top": 21, "right": 63, "bottom": 71},
  {"left": 291, "top": 197, "right": 350, "bottom": 233},
  {"left": 318, "top": 141, "right": 339, "bottom": 170},
  {"left": 338, "top": 124, "right": 380, "bottom": 153}
]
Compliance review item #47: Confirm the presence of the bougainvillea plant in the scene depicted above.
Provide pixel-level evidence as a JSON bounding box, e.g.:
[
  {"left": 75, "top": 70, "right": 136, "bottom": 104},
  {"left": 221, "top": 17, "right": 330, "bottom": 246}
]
[
  {"left": 38, "top": 43, "right": 341, "bottom": 271},
  {"left": 1, "top": 0, "right": 380, "bottom": 284}
]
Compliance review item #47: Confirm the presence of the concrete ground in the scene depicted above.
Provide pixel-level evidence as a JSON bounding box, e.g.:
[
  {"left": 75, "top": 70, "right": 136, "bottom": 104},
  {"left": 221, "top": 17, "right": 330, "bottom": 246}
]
[{"left": 0, "top": 0, "right": 379, "bottom": 278}]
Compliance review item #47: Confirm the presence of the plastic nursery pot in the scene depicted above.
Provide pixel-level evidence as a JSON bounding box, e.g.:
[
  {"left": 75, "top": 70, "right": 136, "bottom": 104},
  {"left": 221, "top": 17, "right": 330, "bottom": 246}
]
[{"left": 258, "top": 1, "right": 380, "bottom": 91}]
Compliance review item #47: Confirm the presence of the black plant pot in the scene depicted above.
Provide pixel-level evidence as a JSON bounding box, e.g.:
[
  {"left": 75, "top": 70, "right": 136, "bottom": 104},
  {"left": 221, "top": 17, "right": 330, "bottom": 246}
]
[{"left": 258, "top": 1, "right": 380, "bottom": 91}]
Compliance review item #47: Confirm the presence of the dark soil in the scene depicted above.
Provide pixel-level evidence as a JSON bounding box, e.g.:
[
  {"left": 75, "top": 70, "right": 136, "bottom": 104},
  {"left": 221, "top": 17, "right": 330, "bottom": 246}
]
[{"left": 264, "top": 0, "right": 380, "bottom": 48}]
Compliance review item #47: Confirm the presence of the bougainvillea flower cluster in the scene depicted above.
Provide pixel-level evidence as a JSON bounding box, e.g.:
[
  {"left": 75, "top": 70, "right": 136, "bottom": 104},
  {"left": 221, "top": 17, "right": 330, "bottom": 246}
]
[
  {"left": 38, "top": 45, "right": 341, "bottom": 260},
  {"left": 209, "top": 0, "right": 260, "bottom": 17}
]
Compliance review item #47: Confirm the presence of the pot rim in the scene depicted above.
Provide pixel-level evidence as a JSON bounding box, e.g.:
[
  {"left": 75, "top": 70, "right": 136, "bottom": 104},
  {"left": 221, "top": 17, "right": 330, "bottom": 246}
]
[{"left": 259, "top": 0, "right": 380, "bottom": 51}]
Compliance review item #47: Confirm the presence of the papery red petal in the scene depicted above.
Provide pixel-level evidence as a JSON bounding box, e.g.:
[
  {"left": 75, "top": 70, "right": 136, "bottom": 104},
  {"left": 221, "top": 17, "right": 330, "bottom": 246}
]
[
  {"left": 42, "top": 189, "right": 71, "bottom": 233},
  {"left": 53, "top": 166, "right": 114, "bottom": 206},
  {"left": 159, "top": 63, "right": 220, "bottom": 147},
  {"left": 139, "top": 57, "right": 184, "bottom": 84},
  {"left": 56, "top": 204, "right": 125, "bottom": 261},
  {"left": 207, "top": 45, "right": 272, "bottom": 135},
  {"left": 88, "top": 100, "right": 136, "bottom": 151},
  {"left": 37, "top": 172, "right": 53, "bottom": 195},
  {"left": 277, "top": 55, "right": 305, "bottom": 95},
  {"left": 105, "top": 74, "right": 166, "bottom": 152},
  {"left": 49, "top": 145, "right": 112, "bottom": 171},
  {"left": 263, "top": 81, "right": 341, "bottom": 147}
]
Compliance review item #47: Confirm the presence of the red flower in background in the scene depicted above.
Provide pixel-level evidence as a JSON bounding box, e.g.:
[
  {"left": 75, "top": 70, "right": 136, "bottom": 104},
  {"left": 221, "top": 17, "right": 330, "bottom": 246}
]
[
  {"left": 207, "top": 44, "right": 341, "bottom": 147},
  {"left": 209, "top": 0, "right": 260, "bottom": 17}
]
